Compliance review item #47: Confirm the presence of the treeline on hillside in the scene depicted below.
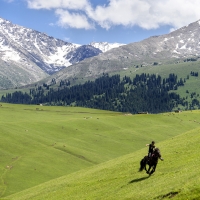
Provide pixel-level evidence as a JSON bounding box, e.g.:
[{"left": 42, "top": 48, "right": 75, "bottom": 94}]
[{"left": 1, "top": 73, "right": 198, "bottom": 113}]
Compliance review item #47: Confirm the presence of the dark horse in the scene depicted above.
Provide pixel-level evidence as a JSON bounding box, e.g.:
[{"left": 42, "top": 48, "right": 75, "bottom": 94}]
[{"left": 139, "top": 148, "right": 163, "bottom": 175}]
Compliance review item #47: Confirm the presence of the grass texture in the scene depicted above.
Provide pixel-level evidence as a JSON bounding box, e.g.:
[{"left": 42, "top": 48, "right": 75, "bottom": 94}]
[{"left": 0, "top": 103, "right": 199, "bottom": 199}]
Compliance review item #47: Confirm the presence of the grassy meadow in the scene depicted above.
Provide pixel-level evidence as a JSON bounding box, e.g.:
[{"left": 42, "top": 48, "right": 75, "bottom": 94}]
[
  {"left": 0, "top": 103, "right": 200, "bottom": 199},
  {"left": 115, "top": 60, "right": 200, "bottom": 105},
  {"left": 7, "top": 125, "right": 200, "bottom": 200}
]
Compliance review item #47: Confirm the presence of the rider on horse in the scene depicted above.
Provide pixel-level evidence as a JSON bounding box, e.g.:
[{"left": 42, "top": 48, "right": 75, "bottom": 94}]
[
  {"left": 146, "top": 141, "right": 156, "bottom": 159},
  {"left": 139, "top": 145, "right": 164, "bottom": 175}
]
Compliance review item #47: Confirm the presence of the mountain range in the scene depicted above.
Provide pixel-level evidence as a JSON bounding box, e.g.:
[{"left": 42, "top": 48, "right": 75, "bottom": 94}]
[
  {"left": 0, "top": 17, "right": 124, "bottom": 88},
  {"left": 1, "top": 17, "right": 200, "bottom": 89},
  {"left": 43, "top": 19, "right": 200, "bottom": 86}
]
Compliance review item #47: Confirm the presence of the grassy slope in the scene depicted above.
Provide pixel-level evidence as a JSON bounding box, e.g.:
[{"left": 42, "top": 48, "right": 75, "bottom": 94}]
[
  {"left": 6, "top": 111, "right": 200, "bottom": 200},
  {"left": 113, "top": 60, "right": 200, "bottom": 80},
  {"left": 113, "top": 60, "right": 200, "bottom": 104},
  {"left": 0, "top": 61, "right": 200, "bottom": 113},
  {"left": 1, "top": 60, "right": 200, "bottom": 98},
  {"left": 0, "top": 104, "right": 200, "bottom": 199}
]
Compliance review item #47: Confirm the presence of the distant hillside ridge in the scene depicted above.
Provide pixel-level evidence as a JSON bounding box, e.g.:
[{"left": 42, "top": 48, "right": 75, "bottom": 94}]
[
  {"left": 3, "top": 72, "right": 199, "bottom": 113},
  {"left": 44, "top": 19, "right": 200, "bottom": 85}
]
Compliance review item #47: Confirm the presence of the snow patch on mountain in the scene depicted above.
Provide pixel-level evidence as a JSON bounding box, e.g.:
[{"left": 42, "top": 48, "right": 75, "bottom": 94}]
[
  {"left": 0, "top": 38, "right": 20, "bottom": 62},
  {"left": 90, "top": 42, "right": 125, "bottom": 53}
]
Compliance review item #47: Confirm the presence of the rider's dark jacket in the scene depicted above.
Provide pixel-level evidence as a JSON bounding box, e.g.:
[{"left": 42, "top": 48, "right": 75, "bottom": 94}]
[{"left": 148, "top": 144, "right": 155, "bottom": 154}]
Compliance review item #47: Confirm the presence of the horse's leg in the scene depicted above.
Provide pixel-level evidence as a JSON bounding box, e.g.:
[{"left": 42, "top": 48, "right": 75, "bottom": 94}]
[
  {"left": 145, "top": 165, "right": 148, "bottom": 173},
  {"left": 149, "top": 167, "right": 155, "bottom": 175},
  {"left": 147, "top": 165, "right": 151, "bottom": 174},
  {"left": 150, "top": 163, "right": 157, "bottom": 175}
]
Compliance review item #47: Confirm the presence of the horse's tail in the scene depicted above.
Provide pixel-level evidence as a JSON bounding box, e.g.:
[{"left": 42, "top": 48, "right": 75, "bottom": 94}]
[{"left": 139, "top": 158, "right": 145, "bottom": 172}]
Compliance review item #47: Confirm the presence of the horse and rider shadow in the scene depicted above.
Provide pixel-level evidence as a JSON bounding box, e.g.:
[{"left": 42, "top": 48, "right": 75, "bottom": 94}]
[
  {"left": 139, "top": 147, "right": 164, "bottom": 175},
  {"left": 128, "top": 176, "right": 150, "bottom": 184}
]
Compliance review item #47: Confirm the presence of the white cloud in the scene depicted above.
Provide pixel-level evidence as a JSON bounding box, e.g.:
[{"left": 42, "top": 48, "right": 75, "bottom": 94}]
[
  {"left": 55, "top": 9, "right": 94, "bottom": 30},
  {"left": 24, "top": 0, "right": 200, "bottom": 30},
  {"left": 26, "top": 0, "right": 90, "bottom": 10},
  {"left": 87, "top": 0, "right": 151, "bottom": 29}
]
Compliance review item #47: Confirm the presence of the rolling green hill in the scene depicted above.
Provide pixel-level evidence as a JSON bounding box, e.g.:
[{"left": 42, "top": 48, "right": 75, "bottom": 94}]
[
  {"left": 6, "top": 125, "right": 200, "bottom": 200},
  {"left": 0, "top": 103, "right": 200, "bottom": 199}
]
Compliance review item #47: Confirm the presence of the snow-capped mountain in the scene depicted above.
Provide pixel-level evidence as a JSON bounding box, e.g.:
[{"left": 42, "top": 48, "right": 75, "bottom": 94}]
[
  {"left": 0, "top": 17, "right": 102, "bottom": 74},
  {"left": 1, "top": 16, "right": 200, "bottom": 89},
  {"left": 90, "top": 42, "right": 125, "bottom": 53},
  {"left": 0, "top": 17, "right": 125, "bottom": 88},
  {"left": 136, "top": 19, "right": 200, "bottom": 60},
  {"left": 45, "top": 19, "right": 200, "bottom": 85}
]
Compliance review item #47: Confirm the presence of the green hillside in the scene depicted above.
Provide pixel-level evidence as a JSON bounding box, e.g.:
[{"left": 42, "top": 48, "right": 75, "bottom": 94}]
[
  {"left": 1, "top": 60, "right": 200, "bottom": 112},
  {"left": 0, "top": 104, "right": 200, "bottom": 199},
  {"left": 50, "top": 60, "right": 200, "bottom": 92},
  {"left": 6, "top": 113, "right": 200, "bottom": 200},
  {"left": 118, "top": 60, "right": 200, "bottom": 99},
  {"left": 74, "top": 60, "right": 200, "bottom": 103}
]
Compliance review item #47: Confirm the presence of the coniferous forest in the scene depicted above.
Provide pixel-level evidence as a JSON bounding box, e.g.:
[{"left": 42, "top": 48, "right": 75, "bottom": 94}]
[{"left": 1, "top": 73, "right": 199, "bottom": 113}]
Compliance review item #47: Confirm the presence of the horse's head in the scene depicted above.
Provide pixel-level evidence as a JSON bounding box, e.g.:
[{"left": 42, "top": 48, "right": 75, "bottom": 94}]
[{"left": 154, "top": 148, "right": 161, "bottom": 158}]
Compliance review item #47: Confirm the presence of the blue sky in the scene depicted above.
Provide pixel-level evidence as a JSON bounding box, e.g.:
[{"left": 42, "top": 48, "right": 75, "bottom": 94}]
[{"left": 1, "top": 0, "right": 200, "bottom": 45}]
